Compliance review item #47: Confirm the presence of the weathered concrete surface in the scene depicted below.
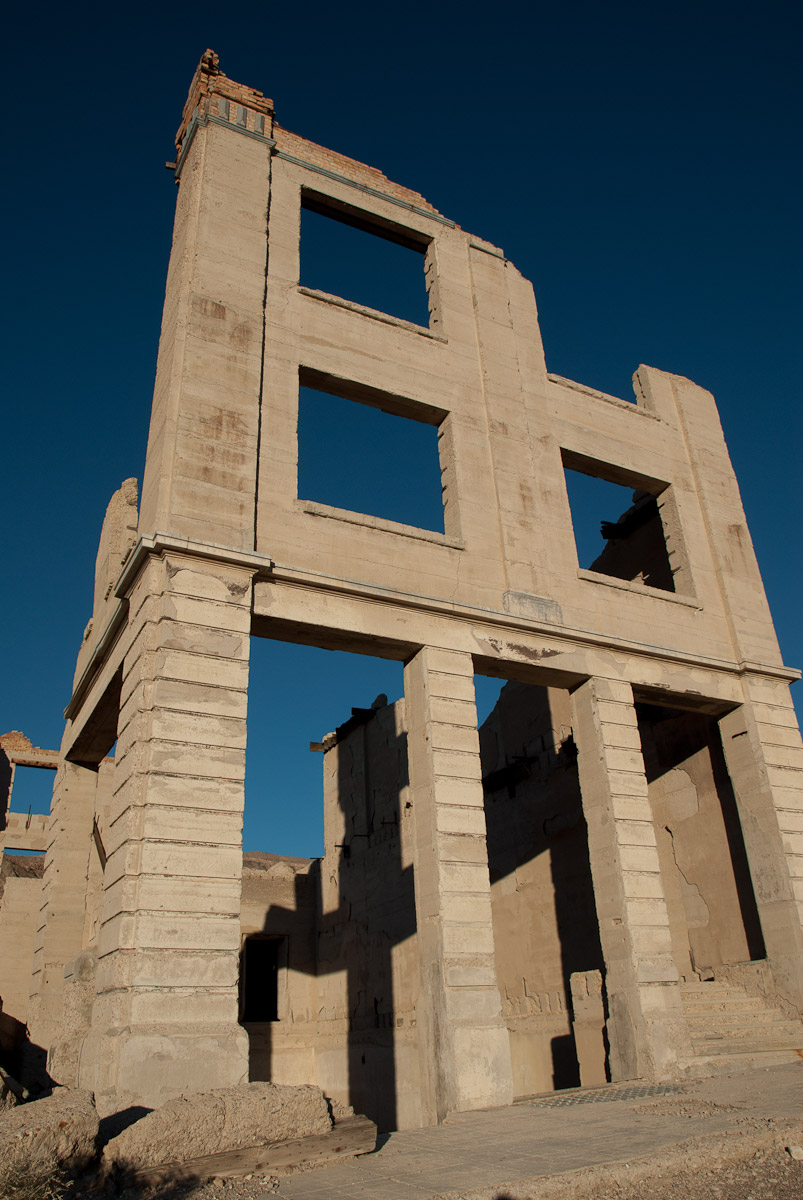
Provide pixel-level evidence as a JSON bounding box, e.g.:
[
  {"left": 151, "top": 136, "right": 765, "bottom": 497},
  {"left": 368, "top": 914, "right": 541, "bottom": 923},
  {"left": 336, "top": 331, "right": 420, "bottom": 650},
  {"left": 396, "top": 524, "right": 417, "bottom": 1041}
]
[
  {"left": 9, "top": 46, "right": 802, "bottom": 1131},
  {"left": 47, "top": 949, "right": 98, "bottom": 1088},
  {"left": 103, "top": 1082, "right": 331, "bottom": 1170},
  {"left": 240, "top": 851, "right": 318, "bottom": 1092},
  {"left": 0, "top": 852, "right": 44, "bottom": 1023},
  {"left": 0, "top": 1087, "right": 98, "bottom": 1171}
]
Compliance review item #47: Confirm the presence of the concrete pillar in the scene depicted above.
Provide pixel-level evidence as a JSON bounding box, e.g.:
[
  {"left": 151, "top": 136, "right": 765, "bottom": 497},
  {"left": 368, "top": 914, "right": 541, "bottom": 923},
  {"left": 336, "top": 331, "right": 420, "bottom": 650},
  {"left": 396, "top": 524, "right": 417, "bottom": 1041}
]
[
  {"left": 571, "top": 677, "right": 692, "bottom": 1081},
  {"left": 79, "top": 552, "right": 253, "bottom": 1115},
  {"left": 404, "top": 646, "right": 513, "bottom": 1122},
  {"left": 718, "top": 678, "right": 803, "bottom": 1012},
  {"left": 27, "top": 760, "right": 98, "bottom": 1051}
]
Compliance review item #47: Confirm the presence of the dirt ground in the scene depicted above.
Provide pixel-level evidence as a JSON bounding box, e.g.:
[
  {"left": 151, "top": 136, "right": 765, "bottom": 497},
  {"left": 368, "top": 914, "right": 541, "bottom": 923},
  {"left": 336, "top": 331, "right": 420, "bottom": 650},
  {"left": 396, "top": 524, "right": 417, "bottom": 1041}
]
[{"left": 94, "top": 1117, "right": 803, "bottom": 1200}]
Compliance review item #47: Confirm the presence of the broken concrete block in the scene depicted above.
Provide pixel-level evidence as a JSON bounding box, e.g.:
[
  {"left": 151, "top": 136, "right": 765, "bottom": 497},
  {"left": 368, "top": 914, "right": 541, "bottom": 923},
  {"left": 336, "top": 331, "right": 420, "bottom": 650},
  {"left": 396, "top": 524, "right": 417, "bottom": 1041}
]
[
  {"left": 103, "top": 1081, "right": 331, "bottom": 1170},
  {"left": 0, "top": 1086, "right": 99, "bottom": 1172}
]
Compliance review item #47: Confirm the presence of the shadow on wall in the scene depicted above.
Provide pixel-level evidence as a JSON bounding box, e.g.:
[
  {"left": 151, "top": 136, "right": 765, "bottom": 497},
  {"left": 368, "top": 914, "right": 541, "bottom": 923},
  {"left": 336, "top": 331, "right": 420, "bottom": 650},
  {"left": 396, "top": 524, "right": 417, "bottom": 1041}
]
[
  {"left": 244, "top": 697, "right": 417, "bottom": 1133},
  {"left": 480, "top": 682, "right": 607, "bottom": 1095},
  {"left": 636, "top": 703, "right": 765, "bottom": 974},
  {"left": 242, "top": 683, "right": 621, "bottom": 1123},
  {"left": 0, "top": 1004, "right": 53, "bottom": 1096}
]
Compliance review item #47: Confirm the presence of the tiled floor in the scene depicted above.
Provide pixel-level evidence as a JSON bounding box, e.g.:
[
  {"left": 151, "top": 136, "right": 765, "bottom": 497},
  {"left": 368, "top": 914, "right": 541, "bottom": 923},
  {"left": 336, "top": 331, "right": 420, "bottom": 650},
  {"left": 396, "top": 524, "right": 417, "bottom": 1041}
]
[{"left": 269, "top": 1064, "right": 803, "bottom": 1200}]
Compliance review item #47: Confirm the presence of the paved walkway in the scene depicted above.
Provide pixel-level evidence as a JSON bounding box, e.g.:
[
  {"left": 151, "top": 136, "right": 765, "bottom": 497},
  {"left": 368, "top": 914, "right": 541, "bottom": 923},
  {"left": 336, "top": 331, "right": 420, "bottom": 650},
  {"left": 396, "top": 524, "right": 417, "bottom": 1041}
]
[{"left": 270, "top": 1062, "right": 803, "bottom": 1200}]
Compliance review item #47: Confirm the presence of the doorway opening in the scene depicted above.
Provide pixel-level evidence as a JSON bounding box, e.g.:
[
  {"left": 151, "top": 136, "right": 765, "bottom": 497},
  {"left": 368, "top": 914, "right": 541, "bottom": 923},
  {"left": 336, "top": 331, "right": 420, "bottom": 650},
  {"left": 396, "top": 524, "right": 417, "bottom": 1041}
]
[
  {"left": 478, "top": 676, "right": 608, "bottom": 1096},
  {"left": 636, "top": 701, "right": 765, "bottom": 976}
]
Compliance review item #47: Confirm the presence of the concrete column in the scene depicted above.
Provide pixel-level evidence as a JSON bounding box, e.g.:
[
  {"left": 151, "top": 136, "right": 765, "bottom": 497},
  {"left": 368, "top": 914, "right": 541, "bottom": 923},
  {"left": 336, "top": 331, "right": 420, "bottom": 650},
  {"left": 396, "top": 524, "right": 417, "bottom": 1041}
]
[
  {"left": 79, "top": 552, "right": 253, "bottom": 1115},
  {"left": 404, "top": 646, "right": 513, "bottom": 1123},
  {"left": 571, "top": 677, "right": 692, "bottom": 1081},
  {"left": 718, "top": 678, "right": 803, "bottom": 1012},
  {"left": 27, "top": 760, "right": 98, "bottom": 1050}
]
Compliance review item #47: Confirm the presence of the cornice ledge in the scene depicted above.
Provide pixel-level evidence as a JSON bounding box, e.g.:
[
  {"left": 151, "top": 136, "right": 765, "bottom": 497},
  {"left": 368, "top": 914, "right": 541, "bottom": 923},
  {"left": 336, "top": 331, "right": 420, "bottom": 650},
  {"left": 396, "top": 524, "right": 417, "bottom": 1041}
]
[
  {"left": 65, "top": 535, "right": 273, "bottom": 721},
  {"left": 115, "top": 533, "right": 273, "bottom": 599}
]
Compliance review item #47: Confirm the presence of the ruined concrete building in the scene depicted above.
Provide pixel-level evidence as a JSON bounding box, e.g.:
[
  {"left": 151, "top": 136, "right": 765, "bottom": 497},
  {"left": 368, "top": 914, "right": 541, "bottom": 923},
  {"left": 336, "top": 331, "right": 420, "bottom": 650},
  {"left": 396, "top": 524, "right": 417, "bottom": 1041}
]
[{"left": 2, "top": 50, "right": 803, "bottom": 1130}]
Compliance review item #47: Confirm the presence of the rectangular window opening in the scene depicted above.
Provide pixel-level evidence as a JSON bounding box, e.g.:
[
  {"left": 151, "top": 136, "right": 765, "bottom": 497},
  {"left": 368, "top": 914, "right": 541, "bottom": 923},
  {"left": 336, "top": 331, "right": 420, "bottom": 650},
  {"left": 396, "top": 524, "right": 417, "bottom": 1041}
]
[
  {"left": 300, "top": 191, "right": 434, "bottom": 328},
  {"left": 6, "top": 763, "right": 56, "bottom": 817},
  {"left": 562, "top": 451, "right": 682, "bottom": 593},
  {"left": 297, "top": 371, "right": 447, "bottom": 534}
]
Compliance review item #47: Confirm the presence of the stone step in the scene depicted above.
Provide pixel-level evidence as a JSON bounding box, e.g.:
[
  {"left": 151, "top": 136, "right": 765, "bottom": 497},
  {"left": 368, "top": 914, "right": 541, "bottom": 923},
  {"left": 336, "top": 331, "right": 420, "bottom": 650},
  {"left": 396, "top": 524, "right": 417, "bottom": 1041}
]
[
  {"left": 680, "top": 986, "right": 765, "bottom": 1003},
  {"left": 691, "top": 1034, "right": 803, "bottom": 1055},
  {"left": 685, "top": 1006, "right": 777, "bottom": 1023},
  {"left": 685, "top": 1010, "right": 792, "bottom": 1029},
  {"left": 678, "top": 976, "right": 803, "bottom": 1075},
  {"left": 689, "top": 1028, "right": 803, "bottom": 1046},
  {"left": 681, "top": 987, "right": 767, "bottom": 1001},
  {"left": 678, "top": 1048, "right": 803, "bottom": 1078}
]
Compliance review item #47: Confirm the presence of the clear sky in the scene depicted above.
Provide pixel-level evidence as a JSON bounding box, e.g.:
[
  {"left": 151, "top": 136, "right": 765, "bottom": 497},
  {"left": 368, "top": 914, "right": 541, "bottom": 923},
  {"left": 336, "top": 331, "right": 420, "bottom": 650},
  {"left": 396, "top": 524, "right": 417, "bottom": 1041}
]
[{"left": 2, "top": 1, "right": 801, "bottom": 856}]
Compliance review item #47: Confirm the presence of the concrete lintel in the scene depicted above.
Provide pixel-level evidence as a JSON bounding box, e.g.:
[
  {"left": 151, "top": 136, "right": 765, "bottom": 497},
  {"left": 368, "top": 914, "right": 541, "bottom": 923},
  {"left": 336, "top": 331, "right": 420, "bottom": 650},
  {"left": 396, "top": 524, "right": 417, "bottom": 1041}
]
[
  {"left": 254, "top": 568, "right": 799, "bottom": 688},
  {"left": 547, "top": 373, "right": 661, "bottom": 421}
]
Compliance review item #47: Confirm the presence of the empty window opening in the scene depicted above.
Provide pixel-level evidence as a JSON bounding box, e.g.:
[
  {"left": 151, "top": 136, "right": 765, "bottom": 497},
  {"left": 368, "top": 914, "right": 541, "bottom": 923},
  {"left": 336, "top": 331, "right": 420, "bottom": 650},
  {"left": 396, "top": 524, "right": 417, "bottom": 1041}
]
[
  {"left": 298, "top": 381, "right": 446, "bottom": 533},
  {"left": 244, "top": 638, "right": 405, "bottom": 857},
  {"left": 240, "top": 936, "right": 282, "bottom": 1022},
  {"left": 478, "top": 675, "right": 607, "bottom": 1094},
  {"left": 7, "top": 764, "right": 55, "bottom": 817},
  {"left": 562, "top": 454, "right": 675, "bottom": 592},
  {"left": 300, "top": 193, "right": 431, "bottom": 327}
]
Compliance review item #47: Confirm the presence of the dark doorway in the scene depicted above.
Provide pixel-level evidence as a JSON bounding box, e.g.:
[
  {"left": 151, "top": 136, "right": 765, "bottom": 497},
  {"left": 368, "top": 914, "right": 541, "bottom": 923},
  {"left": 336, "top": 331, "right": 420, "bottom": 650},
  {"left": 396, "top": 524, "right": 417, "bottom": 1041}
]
[{"left": 240, "top": 936, "right": 282, "bottom": 1023}]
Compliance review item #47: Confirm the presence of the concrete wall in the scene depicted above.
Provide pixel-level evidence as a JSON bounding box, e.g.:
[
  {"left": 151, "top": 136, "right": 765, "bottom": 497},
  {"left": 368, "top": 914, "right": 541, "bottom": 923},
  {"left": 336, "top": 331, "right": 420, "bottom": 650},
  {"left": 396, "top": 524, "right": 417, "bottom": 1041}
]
[
  {"left": 0, "top": 854, "right": 44, "bottom": 1024},
  {"left": 638, "top": 706, "right": 764, "bottom": 979},
  {"left": 239, "top": 851, "right": 318, "bottom": 1089},
  {"left": 14, "top": 50, "right": 802, "bottom": 1124},
  {"left": 480, "top": 683, "right": 605, "bottom": 1096},
  {"left": 316, "top": 697, "right": 422, "bottom": 1130}
]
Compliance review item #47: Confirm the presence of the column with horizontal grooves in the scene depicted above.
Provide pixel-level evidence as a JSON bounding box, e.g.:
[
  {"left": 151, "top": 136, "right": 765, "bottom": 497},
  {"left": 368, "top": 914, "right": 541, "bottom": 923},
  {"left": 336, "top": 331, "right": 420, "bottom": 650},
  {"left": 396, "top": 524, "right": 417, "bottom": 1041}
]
[
  {"left": 571, "top": 677, "right": 692, "bottom": 1081},
  {"left": 404, "top": 646, "right": 513, "bottom": 1122},
  {"left": 78, "top": 551, "right": 254, "bottom": 1115}
]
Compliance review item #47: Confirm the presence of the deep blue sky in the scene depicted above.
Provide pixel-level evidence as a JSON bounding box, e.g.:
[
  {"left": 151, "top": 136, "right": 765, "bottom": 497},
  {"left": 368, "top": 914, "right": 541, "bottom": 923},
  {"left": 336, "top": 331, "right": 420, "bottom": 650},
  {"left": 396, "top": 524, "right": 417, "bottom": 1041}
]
[{"left": 3, "top": 1, "right": 801, "bottom": 855}]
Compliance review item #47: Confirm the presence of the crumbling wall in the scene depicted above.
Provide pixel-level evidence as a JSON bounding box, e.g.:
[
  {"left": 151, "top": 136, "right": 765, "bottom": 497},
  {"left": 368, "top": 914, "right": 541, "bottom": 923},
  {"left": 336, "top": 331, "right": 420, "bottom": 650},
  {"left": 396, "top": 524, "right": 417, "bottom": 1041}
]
[
  {"left": 589, "top": 492, "right": 675, "bottom": 591},
  {"left": 36, "top": 756, "right": 115, "bottom": 1087},
  {"left": 0, "top": 853, "right": 44, "bottom": 1024},
  {"left": 73, "top": 479, "right": 138, "bottom": 693},
  {"left": 0, "top": 731, "right": 58, "bottom": 840}
]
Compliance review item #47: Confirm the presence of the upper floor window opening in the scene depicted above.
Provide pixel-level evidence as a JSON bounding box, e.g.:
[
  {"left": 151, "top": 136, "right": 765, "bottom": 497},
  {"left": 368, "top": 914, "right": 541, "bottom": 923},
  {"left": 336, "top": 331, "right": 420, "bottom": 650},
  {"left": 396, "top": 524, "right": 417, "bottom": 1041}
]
[{"left": 299, "top": 190, "right": 435, "bottom": 329}]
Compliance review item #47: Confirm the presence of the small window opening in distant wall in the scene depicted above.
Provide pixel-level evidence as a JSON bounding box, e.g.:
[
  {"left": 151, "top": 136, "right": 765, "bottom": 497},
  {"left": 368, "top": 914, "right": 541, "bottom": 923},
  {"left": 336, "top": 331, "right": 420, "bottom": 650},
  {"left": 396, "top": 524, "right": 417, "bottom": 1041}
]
[
  {"left": 297, "top": 368, "right": 451, "bottom": 535},
  {"left": 562, "top": 450, "right": 691, "bottom": 594},
  {"left": 240, "top": 936, "right": 283, "bottom": 1022},
  {"left": 7, "top": 763, "right": 55, "bottom": 817},
  {"left": 299, "top": 190, "right": 436, "bottom": 329}
]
